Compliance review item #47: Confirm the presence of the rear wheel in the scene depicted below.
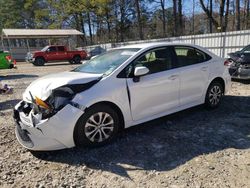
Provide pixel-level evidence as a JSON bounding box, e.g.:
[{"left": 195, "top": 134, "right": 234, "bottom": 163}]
[
  {"left": 72, "top": 55, "right": 81, "bottom": 64},
  {"left": 33, "top": 57, "right": 45, "bottom": 66},
  {"left": 205, "top": 82, "right": 223, "bottom": 109},
  {"left": 74, "top": 104, "right": 120, "bottom": 147}
]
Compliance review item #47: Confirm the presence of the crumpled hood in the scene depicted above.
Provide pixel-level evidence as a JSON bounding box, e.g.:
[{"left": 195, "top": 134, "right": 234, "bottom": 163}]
[{"left": 23, "top": 71, "right": 102, "bottom": 102}]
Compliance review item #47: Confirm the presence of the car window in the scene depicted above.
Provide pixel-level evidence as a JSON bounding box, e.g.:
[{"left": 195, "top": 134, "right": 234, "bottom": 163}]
[
  {"left": 132, "top": 48, "right": 173, "bottom": 75},
  {"left": 242, "top": 46, "right": 250, "bottom": 53},
  {"left": 47, "top": 47, "right": 57, "bottom": 52},
  {"left": 174, "top": 46, "right": 209, "bottom": 67},
  {"left": 57, "top": 46, "right": 65, "bottom": 52}
]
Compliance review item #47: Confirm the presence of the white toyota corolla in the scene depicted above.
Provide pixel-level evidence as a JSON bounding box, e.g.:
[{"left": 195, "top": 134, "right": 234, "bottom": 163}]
[{"left": 14, "top": 43, "right": 231, "bottom": 151}]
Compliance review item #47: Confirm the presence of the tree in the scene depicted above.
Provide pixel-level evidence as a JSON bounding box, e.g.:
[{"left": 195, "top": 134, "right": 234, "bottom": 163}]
[
  {"left": 177, "top": 0, "right": 183, "bottom": 35},
  {"left": 135, "top": 0, "right": 144, "bottom": 40},
  {"left": 209, "top": 0, "right": 213, "bottom": 33},
  {"left": 200, "top": 0, "right": 230, "bottom": 32},
  {"left": 235, "top": 0, "right": 240, "bottom": 30},
  {"left": 173, "top": 0, "right": 177, "bottom": 36}
]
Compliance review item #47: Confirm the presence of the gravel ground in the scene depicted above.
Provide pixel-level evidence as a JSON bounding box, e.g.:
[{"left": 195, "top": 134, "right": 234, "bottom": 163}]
[{"left": 0, "top": 62, "right": 250, "bottom": 188}]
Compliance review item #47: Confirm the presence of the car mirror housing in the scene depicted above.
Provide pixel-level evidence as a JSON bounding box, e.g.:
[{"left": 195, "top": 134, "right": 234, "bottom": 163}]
[
  {"left": 134, "top": 66, "right": 149, "bottom": 77},
  {"left": 133, "top": 66, "right": 149, "bottom": 82}
]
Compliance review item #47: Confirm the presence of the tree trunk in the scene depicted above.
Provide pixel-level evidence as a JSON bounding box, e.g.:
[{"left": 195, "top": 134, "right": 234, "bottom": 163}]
[
  {"left": 160, "top": 0, "right": 166, "bottom": 37},
  {"left": 209, "top": 0, "right": 213, "bottom": 33},
  {"left": 135, "top": 0, "right": 144, "bottom": 40},
  {"left": 236, "top": 0, "right": 240, "bottom": 30},
  {"left": 219, "top": 0, "right": 225, "bottom": 31},
  {"left": 80, "top": 13, "right": 87, "bottom": 46},
  {"left": 224, "top": 0, "right": 230, "bottom": 32},
  {"left": 246, "top": 0, "right": 250, "bottom": 29},
  {"left": 119, "top": 0, "right": 125, "bottom": 42},
  {"left": 178, "top": 0, "right": 182, "bottom": 35},
  {"left": 114, "top": 5, "right": 119, "bottom": 42},
  {"left": 173, "top": 0, "right": 177, "bottom": 36},
  {"left": 87, "top": 12, "right": 93, "bottom": 45},
  {"left": 105, "top": 12, "right": 111, "bottom": 42}
]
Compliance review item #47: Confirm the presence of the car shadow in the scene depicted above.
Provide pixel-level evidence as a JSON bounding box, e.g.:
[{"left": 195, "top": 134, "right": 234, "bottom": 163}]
[
  {"left": 0, "top": 74, "right": 38, "bottom": 80},
  {"left": 32, "top": 95, "right": 250, "bottom": 178},
  {"left": 44, "top": 62, "right": 81, "bottom": 67},
  {"left": 0, "top": 99, "right": 21, "bottom": 111}
]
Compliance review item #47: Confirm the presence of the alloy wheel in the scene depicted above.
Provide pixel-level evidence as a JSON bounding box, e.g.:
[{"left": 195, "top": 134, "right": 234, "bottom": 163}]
[
  {"left": 208, "top": 85, "right": 222, "bottom": 106},
  {"left": 84, "top": 112, "right": 114, "bottom": 143}
]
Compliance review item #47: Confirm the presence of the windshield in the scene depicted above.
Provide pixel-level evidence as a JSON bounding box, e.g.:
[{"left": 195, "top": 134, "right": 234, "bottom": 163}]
[
  {"left": 41, "top": 46, "right": 49, "bottom": 52},
  {"left": 73, "top": 48, "right": 140, "bottom": 75}
]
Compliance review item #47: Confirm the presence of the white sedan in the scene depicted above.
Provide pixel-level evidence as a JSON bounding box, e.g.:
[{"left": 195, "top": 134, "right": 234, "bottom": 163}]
[{"left": 14, "top": 43, "right": 231, "bottom": 151}]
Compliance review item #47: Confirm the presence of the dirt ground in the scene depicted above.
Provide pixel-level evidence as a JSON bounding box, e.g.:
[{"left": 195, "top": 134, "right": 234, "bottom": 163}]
[{"left": 0, "top": 62, "right": 249, "bottom": 188}]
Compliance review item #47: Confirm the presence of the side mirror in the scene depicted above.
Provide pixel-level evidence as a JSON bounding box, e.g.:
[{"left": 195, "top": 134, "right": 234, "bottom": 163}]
[
  {"left": 134, "top": 66, "right": 149, "bottom": 77},
  {"left": 133, "top": 66, "right": 149, "bottom": 82}
]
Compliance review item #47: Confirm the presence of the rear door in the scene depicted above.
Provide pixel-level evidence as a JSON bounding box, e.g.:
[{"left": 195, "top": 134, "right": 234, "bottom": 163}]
[
  {"left": 126, "top": 47, "right": 180, "bottom": 121},
  {"left": 57, "top": 46, "right": 68, "bottom": 60},
  {"left": 172, "top": 46, "right": 212, "bottom": 106}
]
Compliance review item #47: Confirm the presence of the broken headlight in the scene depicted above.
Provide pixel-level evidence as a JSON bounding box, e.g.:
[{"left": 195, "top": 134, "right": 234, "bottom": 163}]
[
  {"left": 34, "top": 79, "right": 102, "bottom": 119},
  {"left": 40, "top": 86, "right": 75, "bottom": 119}
]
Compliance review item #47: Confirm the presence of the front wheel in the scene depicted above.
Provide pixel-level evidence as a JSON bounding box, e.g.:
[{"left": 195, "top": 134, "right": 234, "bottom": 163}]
[
  {"left": 33, "top": 57, "right": 45, "bottom": 66},
  {"left": 74, "top": 104, "right": 121, "bottom": 147},
  {"left": 205, "top": 82, "right": 223, "bottom": 109}
]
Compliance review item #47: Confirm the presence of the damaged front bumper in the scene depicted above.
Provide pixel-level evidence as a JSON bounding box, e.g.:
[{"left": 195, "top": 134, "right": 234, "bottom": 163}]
[{"left": 13, "top": 101, "right": 84, "bottom": 151}]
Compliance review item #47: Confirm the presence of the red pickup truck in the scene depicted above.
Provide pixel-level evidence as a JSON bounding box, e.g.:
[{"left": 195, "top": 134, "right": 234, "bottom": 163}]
[{"left": 26, "top": 45, "right": 87, "bottom": 66}]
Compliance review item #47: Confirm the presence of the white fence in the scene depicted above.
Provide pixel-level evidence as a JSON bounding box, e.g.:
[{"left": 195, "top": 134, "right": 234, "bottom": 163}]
[
  {"left": 4, "top": 29, "right": 250, "bottom": 60},
  {"left": 91, "top": 29, "right": 250, "bottom": 58}
]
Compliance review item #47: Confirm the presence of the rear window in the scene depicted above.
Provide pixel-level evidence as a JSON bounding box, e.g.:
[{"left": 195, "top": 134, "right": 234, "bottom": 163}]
[
  {"left": 58, "top": 46, "right": 65, "bottom": 51},
  {"left": 174, "top": 46, "right": 211, "bottom": 67}
]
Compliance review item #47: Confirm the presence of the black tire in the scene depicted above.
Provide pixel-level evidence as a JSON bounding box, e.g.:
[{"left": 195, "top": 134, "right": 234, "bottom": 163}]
[
  {"left": 72, "top": 55, "right": 81, "bottom": 64},
  {"left": 205, "top": 82, "right": 224, "bottom": 109},
  {"left": 69, "top": 60, "right": 74, "bottom": 64},
  {"left": 33, "top": 57, "right": 45, "bottom": 66},
  {"left": 74, "top": 104, "right": 121, "bottom": 147}
]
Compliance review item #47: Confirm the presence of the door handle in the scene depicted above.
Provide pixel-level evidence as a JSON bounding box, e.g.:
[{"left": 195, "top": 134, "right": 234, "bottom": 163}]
[
  {"left": 168, "top": 75, "right": 178, "bottom": 80},
  {"left": 201, "top": 66, "right": 208, "bottom": 71}
]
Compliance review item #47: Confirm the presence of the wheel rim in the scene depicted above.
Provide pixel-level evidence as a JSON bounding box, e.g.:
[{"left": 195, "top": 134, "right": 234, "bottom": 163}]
[
  {"left": 84, "top": 112, "right": 114, "bottom": 143},
  {"left": 209, "top": 85, "right": 222, "bottom": 106}
]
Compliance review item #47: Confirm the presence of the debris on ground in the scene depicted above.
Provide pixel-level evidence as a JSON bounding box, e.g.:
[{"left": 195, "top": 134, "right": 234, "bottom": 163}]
[{"left": 0, "top": 83, "right": 13, "bottom": 94}]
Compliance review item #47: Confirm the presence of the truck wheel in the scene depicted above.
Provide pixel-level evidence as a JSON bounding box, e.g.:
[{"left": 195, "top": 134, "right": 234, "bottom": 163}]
[
  {"left": 33, "top": 57, "right": 45, "bottom": 66},
  {"left": 73, "top": 55, "right": 81, "bottom": 64}
]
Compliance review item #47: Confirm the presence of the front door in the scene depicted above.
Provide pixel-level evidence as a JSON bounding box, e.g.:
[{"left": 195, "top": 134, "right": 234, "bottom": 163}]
[
  {"left": 46, "top": 46, "right": 58, "bottom": 61},
  {"left": 126, "top": 47, "right": 180, "bottom": 121}
]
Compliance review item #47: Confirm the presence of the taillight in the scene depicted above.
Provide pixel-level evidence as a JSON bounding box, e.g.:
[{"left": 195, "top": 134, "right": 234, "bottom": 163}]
[
  {"left": 5, "top": 55, "right": 12, "bottom": 62},
  {"left": 224, "top": 60, "right": 231, "bottom": 66}
]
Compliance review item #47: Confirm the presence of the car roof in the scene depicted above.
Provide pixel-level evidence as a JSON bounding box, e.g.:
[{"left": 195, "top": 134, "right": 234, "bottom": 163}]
[
  {"left": 117, "top": 42, "right": 217, "bottom": 58},
  {"left": 119, "top": 42, "right": 200, "bottom": 49}
]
